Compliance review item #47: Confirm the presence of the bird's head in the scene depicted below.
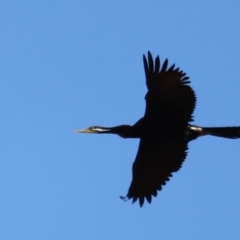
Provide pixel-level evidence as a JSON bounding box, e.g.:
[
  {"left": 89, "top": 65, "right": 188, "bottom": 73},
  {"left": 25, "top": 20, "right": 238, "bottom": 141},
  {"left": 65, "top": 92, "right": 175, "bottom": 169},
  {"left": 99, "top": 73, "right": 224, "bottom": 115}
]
[
  {"left": 74, "top": 125, "right": 132, "bottom": 138},
  {"left": 74, "top": 126, "right": 111, "bottom": 134}
]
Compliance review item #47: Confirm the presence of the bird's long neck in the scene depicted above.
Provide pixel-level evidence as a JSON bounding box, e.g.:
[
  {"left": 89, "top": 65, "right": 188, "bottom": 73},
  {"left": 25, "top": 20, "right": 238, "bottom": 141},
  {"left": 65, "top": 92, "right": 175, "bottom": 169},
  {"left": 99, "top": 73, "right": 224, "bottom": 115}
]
[{"left": 106, "top": 125, "right": 137, "bottom": 138}]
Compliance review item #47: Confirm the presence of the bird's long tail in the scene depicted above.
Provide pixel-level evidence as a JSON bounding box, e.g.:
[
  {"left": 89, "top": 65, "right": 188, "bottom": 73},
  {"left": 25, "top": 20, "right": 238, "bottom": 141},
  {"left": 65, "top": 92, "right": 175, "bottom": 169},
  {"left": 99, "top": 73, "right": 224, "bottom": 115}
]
[{"left": 202, "top": 126, "right": 240, "bottom": 139}]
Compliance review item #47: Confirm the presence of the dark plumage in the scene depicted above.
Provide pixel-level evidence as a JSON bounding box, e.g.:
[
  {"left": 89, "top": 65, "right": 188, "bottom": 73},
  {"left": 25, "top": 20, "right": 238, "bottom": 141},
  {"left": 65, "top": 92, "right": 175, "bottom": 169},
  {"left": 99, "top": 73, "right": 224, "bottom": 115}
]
[{"left": 76, "top": 52, "right": 240, "bottom": 207}]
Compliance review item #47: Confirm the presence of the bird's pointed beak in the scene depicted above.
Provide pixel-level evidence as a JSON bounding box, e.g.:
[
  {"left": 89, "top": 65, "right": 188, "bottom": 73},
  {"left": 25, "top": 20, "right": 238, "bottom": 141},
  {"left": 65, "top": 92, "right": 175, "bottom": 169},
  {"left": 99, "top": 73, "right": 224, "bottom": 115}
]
[{"left": 73, "top": 128, "right": 92, "bottom": 133}]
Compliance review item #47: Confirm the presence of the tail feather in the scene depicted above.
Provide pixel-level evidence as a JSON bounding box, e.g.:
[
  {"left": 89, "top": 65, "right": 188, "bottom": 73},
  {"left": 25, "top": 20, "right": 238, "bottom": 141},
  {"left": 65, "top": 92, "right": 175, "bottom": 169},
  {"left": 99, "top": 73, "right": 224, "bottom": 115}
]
[{"left": 202, "top": 127, "right": 240, "bottom": 139}]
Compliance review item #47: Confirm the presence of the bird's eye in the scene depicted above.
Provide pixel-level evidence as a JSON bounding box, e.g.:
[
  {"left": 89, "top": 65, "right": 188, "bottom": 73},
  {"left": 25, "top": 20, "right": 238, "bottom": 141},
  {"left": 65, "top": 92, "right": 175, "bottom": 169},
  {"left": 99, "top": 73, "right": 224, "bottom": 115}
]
[{"left": 90, "top": 126, "right": 98, "bottom": 131}]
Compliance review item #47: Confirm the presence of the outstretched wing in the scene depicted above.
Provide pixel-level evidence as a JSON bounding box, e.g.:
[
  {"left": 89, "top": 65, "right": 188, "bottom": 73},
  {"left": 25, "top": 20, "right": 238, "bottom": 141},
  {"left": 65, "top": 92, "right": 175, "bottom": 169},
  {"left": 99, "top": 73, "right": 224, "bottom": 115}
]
[
  {"left": 121, "top": 52, "right": 194, "bottom": 206},
  {"left": 123, "top": 138, "right": 188, "bottom": 207},
  {"left": 143, "top": 51, "right": 196, "bottom": 122}
]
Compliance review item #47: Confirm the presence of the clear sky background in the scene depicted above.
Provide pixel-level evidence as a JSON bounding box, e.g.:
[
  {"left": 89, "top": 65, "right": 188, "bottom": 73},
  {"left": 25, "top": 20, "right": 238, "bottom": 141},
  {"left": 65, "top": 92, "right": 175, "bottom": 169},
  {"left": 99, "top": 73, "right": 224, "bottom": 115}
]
[{"left": 1, "top": 1, "right": 240, "bottom": 239}]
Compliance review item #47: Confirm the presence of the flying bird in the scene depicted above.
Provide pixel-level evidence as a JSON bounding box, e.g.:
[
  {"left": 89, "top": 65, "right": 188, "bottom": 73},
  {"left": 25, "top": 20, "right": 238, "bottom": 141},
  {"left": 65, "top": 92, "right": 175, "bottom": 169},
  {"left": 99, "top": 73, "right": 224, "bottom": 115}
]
[{"left": 75, "top": 52, "right": 240, "bottom": 207}]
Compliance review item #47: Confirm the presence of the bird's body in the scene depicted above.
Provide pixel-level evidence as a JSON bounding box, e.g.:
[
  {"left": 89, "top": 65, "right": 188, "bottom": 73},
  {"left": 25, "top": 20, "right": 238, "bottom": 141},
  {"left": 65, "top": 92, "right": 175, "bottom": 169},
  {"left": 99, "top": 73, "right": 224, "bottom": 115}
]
[{"left": 76, "top": 52, "right": 240, "bottom": 207}]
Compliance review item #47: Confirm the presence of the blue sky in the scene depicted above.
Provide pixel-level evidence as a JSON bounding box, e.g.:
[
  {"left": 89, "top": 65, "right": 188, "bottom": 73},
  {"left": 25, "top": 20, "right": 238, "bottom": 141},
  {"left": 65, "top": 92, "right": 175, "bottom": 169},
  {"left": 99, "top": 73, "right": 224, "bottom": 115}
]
[{"left": 1, "top": 1, "right": 240, "bottom": 239}]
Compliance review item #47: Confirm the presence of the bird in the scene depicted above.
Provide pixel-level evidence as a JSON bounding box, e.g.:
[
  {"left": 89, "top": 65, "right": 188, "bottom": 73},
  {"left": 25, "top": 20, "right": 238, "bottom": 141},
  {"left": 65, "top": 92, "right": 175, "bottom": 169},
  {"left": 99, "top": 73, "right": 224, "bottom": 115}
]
[{"left": 75, "top": 51, "right": 240, "bottom": 207}]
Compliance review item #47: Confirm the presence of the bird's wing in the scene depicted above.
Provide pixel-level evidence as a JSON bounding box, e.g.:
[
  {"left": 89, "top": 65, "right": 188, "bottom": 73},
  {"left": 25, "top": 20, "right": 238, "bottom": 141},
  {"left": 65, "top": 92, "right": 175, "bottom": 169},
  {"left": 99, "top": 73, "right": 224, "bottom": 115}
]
[
  {"left": 122, "top": 138, "right": 188, "bottom": 207},
  {"left": 143, "top": 51, "right": 196, "bottom": 122}
]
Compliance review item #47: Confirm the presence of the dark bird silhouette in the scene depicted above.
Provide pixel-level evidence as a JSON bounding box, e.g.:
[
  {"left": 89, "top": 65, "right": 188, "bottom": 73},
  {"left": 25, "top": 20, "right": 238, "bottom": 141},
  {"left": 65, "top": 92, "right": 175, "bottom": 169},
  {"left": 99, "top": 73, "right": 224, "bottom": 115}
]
[{"left": 75, "top": 52, "right": 240, "bottom": 207}]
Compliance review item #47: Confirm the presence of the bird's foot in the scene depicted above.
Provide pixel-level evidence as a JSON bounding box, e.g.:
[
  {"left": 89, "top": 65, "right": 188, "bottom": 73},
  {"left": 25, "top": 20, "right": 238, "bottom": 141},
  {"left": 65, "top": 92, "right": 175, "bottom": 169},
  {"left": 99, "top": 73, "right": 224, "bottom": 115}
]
[{"left": 120, "top": 196, "right": 129, "bottom": 202}]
